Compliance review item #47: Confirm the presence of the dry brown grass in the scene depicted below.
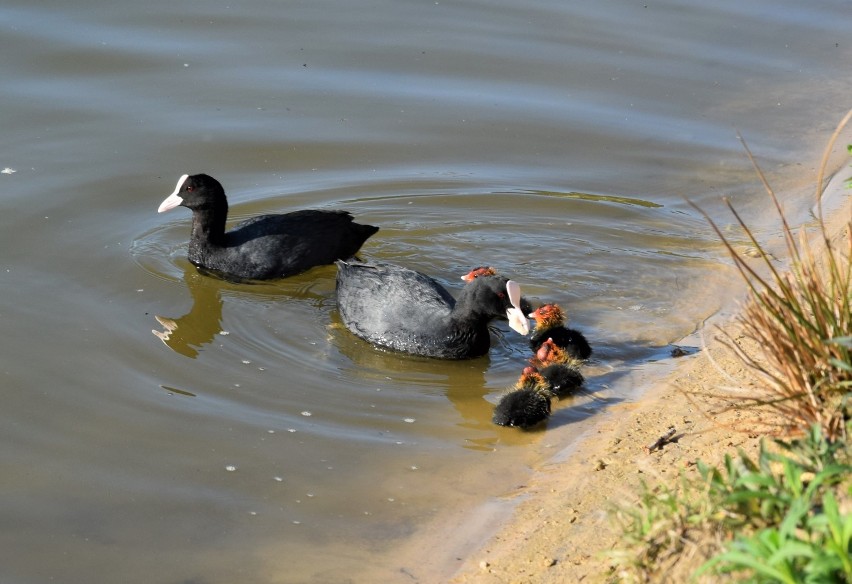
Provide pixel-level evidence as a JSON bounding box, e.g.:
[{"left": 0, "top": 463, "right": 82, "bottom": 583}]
[
  {"left": 608, "top": 112, "right": 852, "bottom": 584},
  {"left": 691, "top": 108, "right": 852, "bottom": 442}
]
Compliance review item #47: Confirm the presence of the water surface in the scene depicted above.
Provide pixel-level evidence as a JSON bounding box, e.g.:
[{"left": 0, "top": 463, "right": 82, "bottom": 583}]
[{"left": 1, "top": 0, "right": 850, "bottom": 582}]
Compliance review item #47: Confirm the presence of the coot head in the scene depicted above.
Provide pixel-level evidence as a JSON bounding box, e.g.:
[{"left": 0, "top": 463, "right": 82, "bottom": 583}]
[
  {"left": 158, "top": 174, "right": 226, "bottom": 215},
  {"left": 460, "top": 276, "right": 528, "bottom": 335},
  {"left": 460, "top": 266, "right": 497, "bottom": 282},
  {"left": 529, "top": 303, "right": 566, "bottom": 329},
  {"left": 534, "top": 337, "right": 566, "bottom": 364},
  {"left": 517, "top": 366, "right": 550, "bottom": 390},
  {"left": 528, "top": 304, "right": 592, "bottom": 360},
  {"left": 462, "top": 267, "right": 534, "bottom": 317},
  {"left": 532, "top": 339, "right": 585, "bottom": 398}
]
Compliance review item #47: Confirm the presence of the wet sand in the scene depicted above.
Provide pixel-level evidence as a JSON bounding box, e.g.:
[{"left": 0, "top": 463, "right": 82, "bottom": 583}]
[{"left": 447, "top": 166, "right": 852, "bottom": 584}]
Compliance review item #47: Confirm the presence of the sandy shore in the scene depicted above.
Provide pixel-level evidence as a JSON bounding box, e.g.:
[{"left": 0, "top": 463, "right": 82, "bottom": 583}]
[{"left": 449, "top": 163, "right": 851, "bottom": 584}]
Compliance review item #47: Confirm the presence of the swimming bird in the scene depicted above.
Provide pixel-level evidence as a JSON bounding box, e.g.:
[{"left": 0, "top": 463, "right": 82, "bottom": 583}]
[
  {"left": 157, "top": 174, "right": 379, "bottom": 281},
  {"left": 492, "top": 367, "right": 554, "bottom": 429},
  {"left": 335, "top": 261, "right": 529, "bottom": 359},
  {"left": 528, "top": 303, "right": 592, "bottom": 360},
  {"left": 531, "top": 338, "right": 585, "bottom": 398}
]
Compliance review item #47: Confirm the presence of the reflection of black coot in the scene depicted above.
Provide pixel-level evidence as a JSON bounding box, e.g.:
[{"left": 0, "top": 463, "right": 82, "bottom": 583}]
[
  {"left": 157, "top": 174, "right": 378, "bottom": 281},
  {"left": 152, "top": 269, "right": 224, "bottom": 359}
]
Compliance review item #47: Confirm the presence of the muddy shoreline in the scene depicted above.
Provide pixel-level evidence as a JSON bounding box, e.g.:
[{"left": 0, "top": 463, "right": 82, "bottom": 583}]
[{"left": 447, "top": 164, "right": 851, "bottom": 584}]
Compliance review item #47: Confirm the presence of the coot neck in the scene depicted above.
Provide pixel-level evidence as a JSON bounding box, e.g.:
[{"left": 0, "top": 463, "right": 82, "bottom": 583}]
[
  {"left": 450, "top": 280, "right": 502, "bottom": 329},
  {"left": 189, "top": 206, "right": 228, "bottom": 247},
  {"left": 444, "top": 292, "right": 493, "bottom": 358},
  {"left": 449, "top": 300, "right": 491, "bottom": 329}
]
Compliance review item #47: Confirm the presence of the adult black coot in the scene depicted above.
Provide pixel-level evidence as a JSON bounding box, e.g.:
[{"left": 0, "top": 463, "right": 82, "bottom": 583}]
[
  {"left": 492, "top": 367, "right": 554, "bottom": 429},
  {"left": 528, "top": 303, "right": 592, "bottom": 360},
  {"left": 157, "top": 174, "right": 379, "bottom": 281},
  {"left": 335, "top": 261, "right": 529, "bottom": 359}
]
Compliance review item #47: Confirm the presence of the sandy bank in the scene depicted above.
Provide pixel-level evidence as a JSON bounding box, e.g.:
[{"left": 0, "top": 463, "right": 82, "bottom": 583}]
[{"left": 449, "top": 160, "right": 852, "bottom": 584}]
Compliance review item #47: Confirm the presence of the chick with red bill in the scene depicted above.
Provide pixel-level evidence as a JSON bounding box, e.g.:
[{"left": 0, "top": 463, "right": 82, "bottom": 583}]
[
  {"left": 531, "top": 337, "right": 585, "bottom": 399},
  {"left": 528, "top": 303, "right": 592, "bottom": 360}
]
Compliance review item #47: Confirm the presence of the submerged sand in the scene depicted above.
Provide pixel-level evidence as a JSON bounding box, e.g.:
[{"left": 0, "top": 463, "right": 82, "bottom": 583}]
[{"left": 447, "top": 165, "right": 851, "bottom": 583}]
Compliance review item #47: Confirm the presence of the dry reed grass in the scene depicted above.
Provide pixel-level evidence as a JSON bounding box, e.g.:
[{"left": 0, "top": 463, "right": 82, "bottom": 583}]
[{"left": 691, "top": 108, "right": 852, "bottom": 441}]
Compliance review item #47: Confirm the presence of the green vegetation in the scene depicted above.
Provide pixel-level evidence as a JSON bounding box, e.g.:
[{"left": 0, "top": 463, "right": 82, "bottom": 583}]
[
  {"left": 608, "top": 109, "right": 852, "bottom": 582},
  {"left": 612, "top": 425, "right": 852, "bottom": 582},
  {"left": 698, "top": 426, "right": 850, "bottom": 583},
  {"left": 609, "top": 427, "right": 850, "bottom": 583}
]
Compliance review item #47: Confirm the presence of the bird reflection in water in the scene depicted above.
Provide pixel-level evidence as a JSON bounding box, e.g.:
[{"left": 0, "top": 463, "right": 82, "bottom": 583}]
[
  {"left": 152, "top": 263, "right": 336, "bottom": 358},
  {"left": 152, "top": 267, "right": 225, "bottom": 359}
]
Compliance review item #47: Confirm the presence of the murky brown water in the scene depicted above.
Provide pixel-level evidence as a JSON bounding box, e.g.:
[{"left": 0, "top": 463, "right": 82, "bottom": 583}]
[{"left": 1, "top": 0, "right": 850, "bottom": 582}]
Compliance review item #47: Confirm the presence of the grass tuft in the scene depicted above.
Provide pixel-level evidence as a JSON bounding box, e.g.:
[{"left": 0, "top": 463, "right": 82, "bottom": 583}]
[
  {"left": 689, "top": 108, "right": 852, "bottom": 441},
  {"left": 609, "top": 110, "right": 852, "bottom": 582},
  {"left": 608, "top": 425, "right": 851, "bottom": 583}
]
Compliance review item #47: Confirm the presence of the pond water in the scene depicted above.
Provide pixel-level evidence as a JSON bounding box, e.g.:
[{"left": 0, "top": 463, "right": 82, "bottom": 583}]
[{"left": 1, "top": 0, "right": 849, "bottom": 582}]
